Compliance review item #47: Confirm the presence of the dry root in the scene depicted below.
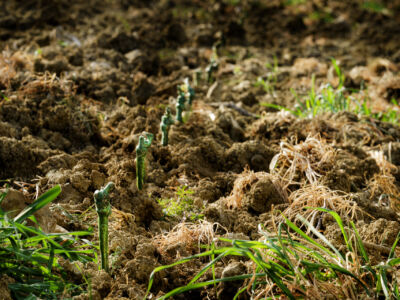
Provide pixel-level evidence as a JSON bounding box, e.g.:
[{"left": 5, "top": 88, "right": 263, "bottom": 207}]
[
  {"left": 153, "top": 220, "right": 223, "bottom": 258},
  {"left": 20, "top": 71, "right": 75, "bottom": 99},
  {"left": 283, "top": 183, "right": 362, "bottom": 222},
  {"left": 368, "top": 148, "right": 400, "bottom": 211},
  {"left": 269, "top": 134, "right": 336, "bottom": 188},
  {"left": 0, "top": 50, "right": 32, "bottom": 89}
]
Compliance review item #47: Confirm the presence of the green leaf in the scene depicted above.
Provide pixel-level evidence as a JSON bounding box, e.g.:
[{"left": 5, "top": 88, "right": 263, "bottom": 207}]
[
  {"left": 282, "top": 215, "right": 334, "bottom": 258},
  {"left": 389, "top": 231, "right": 400, "bottom": 259},
  {"left": 331, "top": 58, "right": 344, "bottom": 87},
  {"left": 158, "top": 273, "right": 267, "bottom": 300},
  {"left": 47, "top": 245, "right": 55, "bottom": 272},
  {"left": 350, "top": 221, "right": 369, "bottom": 263},
  {"left": 260, "top": 102, "right": 295, "bottom": 114},
  {"left": 307, "top": 207, "right": 352, "bottom": 252},
  {"left": 14, "top": 185, "right": 61, "bottom": 224},
  {"left": 296, "top": 214, "right": 345, "bottom": 261},
  {"left": 379, "top": 269, "right": 390, "bottom": 298},
  {"left": 388, "top": 257, "right": 400, "bottom": 267}
]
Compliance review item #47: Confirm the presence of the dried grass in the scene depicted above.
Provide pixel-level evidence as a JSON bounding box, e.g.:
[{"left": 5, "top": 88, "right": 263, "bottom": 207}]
[
  {"left": 255, "top": 220, "right": 367, "bottom": 300},
  {"left": 339, "top": 121, "right": 385, "bottom": 146},
  {"left": 0, "top": 50, "right": 32, "bottom": 89},
  {"left": 110, "top": 208, "right": 135, "bottom": 231},
  {"left": 20, "top": 71, "right": 75, "bottom": 99},
  {"left": 269, "top": 134, "right": 336, "bottom": 188},
  {"left": 368, "top": 148, "right": 400, "bottom": 211},
  {"left": 153, "top": 220, "right": 223, "bottom": 258},
  {"left": 0, "top": 63, "right": 15, "bottom": 89},
  {"left": 0, "top": 49, "right": 75, "bottom": 101},
  {"left": 283, "top": 183, "right": 362, "bottom": 222}
]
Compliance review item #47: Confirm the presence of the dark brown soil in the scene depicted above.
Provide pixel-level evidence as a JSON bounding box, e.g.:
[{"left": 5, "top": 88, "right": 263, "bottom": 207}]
[{"left": 1, "top": 0, "right": 400, "bottom": 299}]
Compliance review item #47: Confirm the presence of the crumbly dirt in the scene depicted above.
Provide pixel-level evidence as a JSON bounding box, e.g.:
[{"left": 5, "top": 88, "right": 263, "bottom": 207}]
[
  {"left": 1, "top": 0, "right": 400, "bottom": 299},
  {"left": 0, "top": 275, "right": 14, "bottom": 300}
]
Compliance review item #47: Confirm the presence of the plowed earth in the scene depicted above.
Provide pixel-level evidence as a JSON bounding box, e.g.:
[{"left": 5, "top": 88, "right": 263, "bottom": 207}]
[{"left": 1, "top": 0, "right": 400, "bottom": 299}]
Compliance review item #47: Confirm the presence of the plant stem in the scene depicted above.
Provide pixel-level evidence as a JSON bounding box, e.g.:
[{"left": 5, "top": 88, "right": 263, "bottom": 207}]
[
  {"left": 135, "top": 133, "right": 153, "bottom": 190},
  {"left": 136, "top": 155, "right": 145, "bottom": 190},
  {"left": 160, "top": 107, "right": 174, "bottom": 146},
  {"left": 176, "top": 90, "right": 186, "bottom": 123},
  {"left": 161, "top": 126, "right": 168, "bottom": 146},
  {"left": 98, "top": 213, "right": 109, "bottom": 272},
  {"left": 94, "top": 182, "right": 114, "bottom": 273}
]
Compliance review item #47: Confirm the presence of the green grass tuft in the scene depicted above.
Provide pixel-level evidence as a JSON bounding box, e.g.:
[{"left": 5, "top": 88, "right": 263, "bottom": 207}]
[
  {"left": 145, "top": 207, "right": 400, "bottom": 299},
  {"left": 157, "top": 186, "right": 204, "bottom": 221},
  {"left": 262, "top": 58, "right": 400, "bottom": 125},
  {"left": 0, "top": 185, "right": 96, "bottom": 299}
]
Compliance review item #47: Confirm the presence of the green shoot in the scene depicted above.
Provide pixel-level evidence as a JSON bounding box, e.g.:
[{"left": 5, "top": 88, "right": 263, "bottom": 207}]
[
  {"left": 194, "top": 69, "right": 202, "bottom": 87},
  {"left": 118, "top": 16, "right": 131, "bottom": 32},
  {"left": 94, "top": 182, "right": 114, "bottom": 273},
  {"left": 255, "top": 77, "right": 275, "bottom": 96},
  {"left": 206, "top": 45, "right": 219, "bottom": 83},
  {"left": 368, "top": 98, "right": 400, "bottom": 124},
  {"left": 0, "top": 92, "right": 9, "bottom": 101},
  {"left": 58, "top": 40, "right": 68, "bottom": 47},
  {"left": 265, "top": 55, "right": 279, "bottom": 84},
  {"left": 160, "top": 107, "right": 174, "bottom": 146},
  {"left": 136, "top": 132, "right": 154, "bottom": 190},
  {"left": 175, "top": 87, "right": 186, "bottom": 123},
  {"left": 308, "top": 10, "right": 334, "bottom": 23},
  {"left": 206, "top": 59, "right": 218, "bottom": 83},
  {"left": 34, "top": 48, "right": 43, "bottom": 56},
  {"left": 183, "top": 77, "right": 195, "bottom": 106},
  {"left": 255, "top": 56, "right": 279, "bottom": 96},
  {"left": 361, "top": 1, "right": 391, "bottom": 15}
]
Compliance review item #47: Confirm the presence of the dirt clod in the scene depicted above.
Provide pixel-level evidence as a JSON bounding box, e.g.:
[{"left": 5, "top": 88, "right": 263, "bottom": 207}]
[
  {"left": 217, "top": 261, "right": 247, "bottom": 300},
  {"left": 2, "top": 0, "right": 400, "bottom": 298}
]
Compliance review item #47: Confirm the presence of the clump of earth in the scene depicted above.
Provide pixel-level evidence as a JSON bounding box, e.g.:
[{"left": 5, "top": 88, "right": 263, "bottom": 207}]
[{"left": 1, "top": 0, "right": 400, "bottom": 299}]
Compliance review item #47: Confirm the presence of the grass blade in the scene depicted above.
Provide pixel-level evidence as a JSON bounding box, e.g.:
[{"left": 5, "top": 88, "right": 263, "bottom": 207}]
[
  {"left": 283, "top": 215, "right": 336, "bottom": 259},
  {"left": 159, "top": 273, "right": 267, "bottom": 300},
  {"left": 14, "top": 185, "right": 61, "bottom": 224},
  {"left": 350, "top": 221, "right": 369, "bottom": 263},
  {"left": 307, "top": 207, "right": 352, "bottom": 252},
  {"left": 389, "top": 231, "right": 400, "bottom": 259}
]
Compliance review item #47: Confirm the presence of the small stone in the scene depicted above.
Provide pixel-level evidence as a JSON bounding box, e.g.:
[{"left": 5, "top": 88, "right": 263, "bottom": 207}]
[{"left": 217, "top": 261, "right": 247, "bottom": 300}]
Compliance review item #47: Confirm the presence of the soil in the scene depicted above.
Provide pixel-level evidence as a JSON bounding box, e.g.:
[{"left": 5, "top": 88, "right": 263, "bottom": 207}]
[{"left": 1, "top": 0, "right": 400, "bottom": 299}]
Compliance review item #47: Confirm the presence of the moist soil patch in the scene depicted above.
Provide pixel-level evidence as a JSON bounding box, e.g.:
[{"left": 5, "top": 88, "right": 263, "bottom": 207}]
[{"left": 1, "top": 0, "right": 400, "bottom": 299}]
